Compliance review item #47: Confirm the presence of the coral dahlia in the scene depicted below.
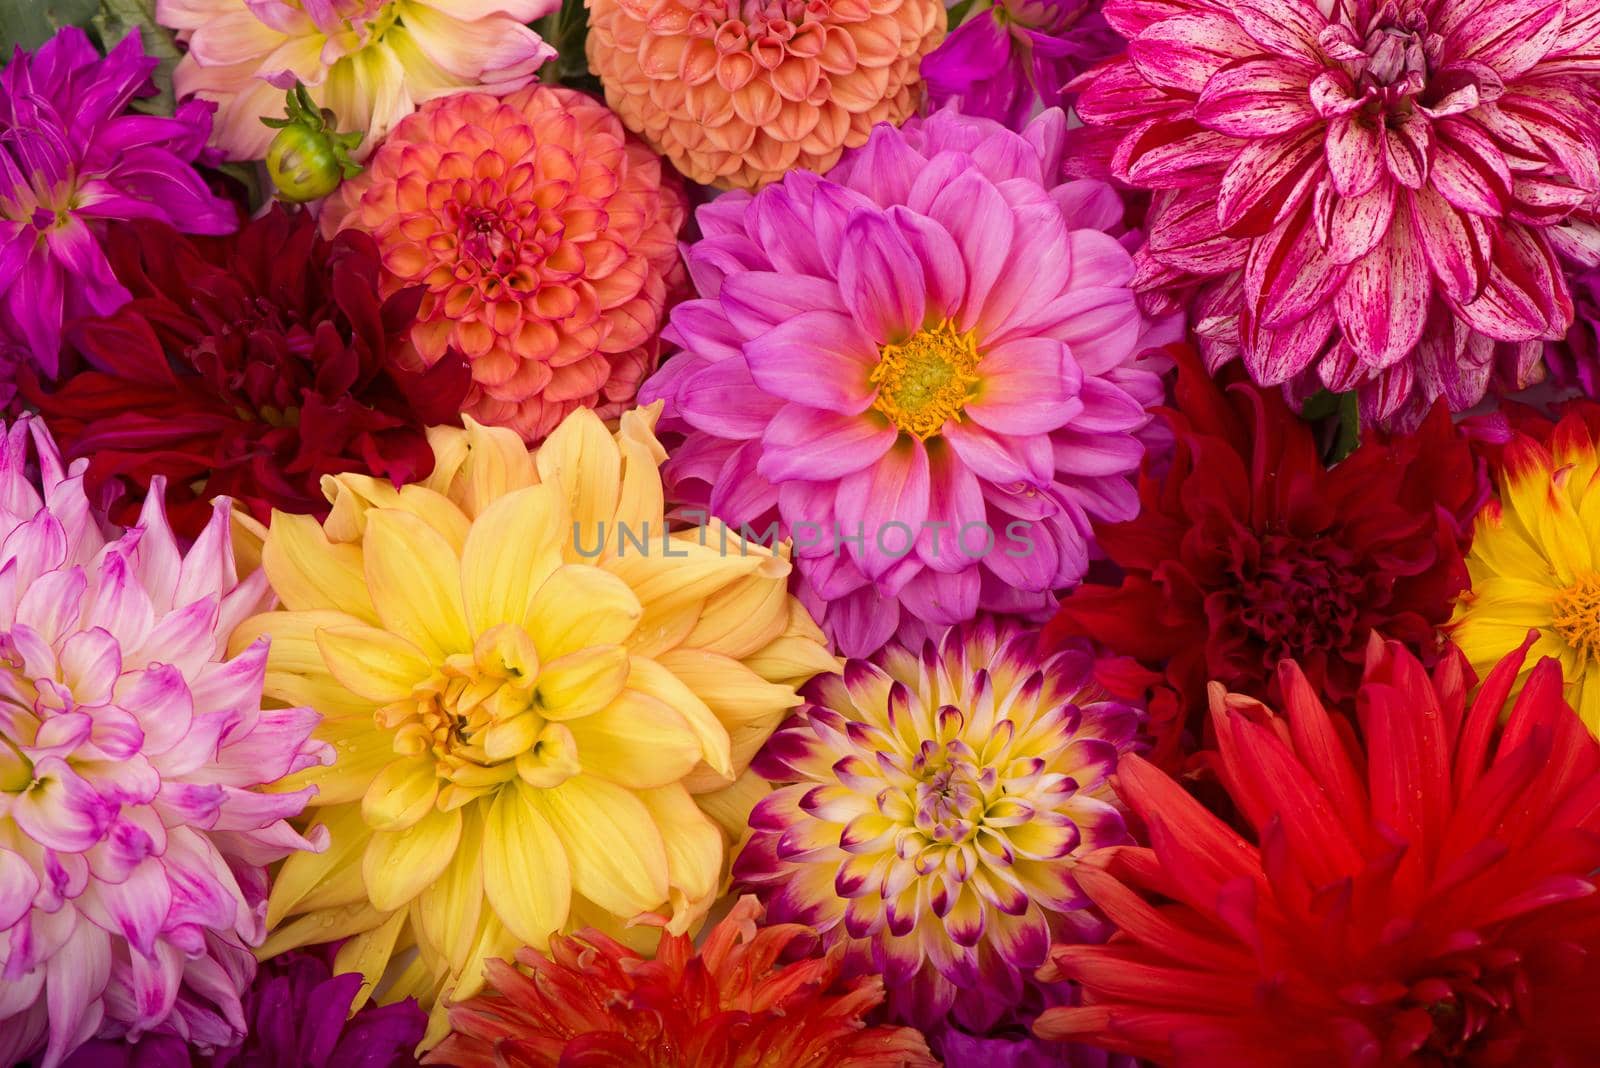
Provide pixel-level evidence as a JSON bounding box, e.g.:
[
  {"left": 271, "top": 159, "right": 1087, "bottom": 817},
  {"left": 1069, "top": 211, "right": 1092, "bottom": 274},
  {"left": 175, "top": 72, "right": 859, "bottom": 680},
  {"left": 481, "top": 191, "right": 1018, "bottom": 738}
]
[
  {"left": 1046, "top": 346, "right": 1481, "bottom": 759},
  {"left": 426, "top": 896, "right": 937, "bottom": 1067},
  {"left": 0, "top": 417, "right": 331, "bottom": 1068},
  {"left": 734, "top": 619, "right": 1140, "bottom": 1034},
  {"left": 321, "top": 86, "right": 688, "bottom": 442},
  {"left": 1453, "top": 404, "right": 1600, "bottom": 733},
  {"left": 240, "top": 406, "right": 836, "bottom": 1044},
  {"left": 584, "top": 0, "right": 946, "bottom": 189},
  {"left": 1074, "top": 0, "right": 1600, "bottom": 424},
  {"left": 0, "top": 28, "right": 235, "bottom": 373},
  {"left": 27, "top": 206, "right": 471, "bottom": 541},
  {"left": 158, "top": 0, "right": 556, "bottom": 161},
  {"left": 640, "top": 108, "right": 1170, "bottom": 657},
  {"left": 1038, "top": 634, "right": 1600, "bottom": 1066}
]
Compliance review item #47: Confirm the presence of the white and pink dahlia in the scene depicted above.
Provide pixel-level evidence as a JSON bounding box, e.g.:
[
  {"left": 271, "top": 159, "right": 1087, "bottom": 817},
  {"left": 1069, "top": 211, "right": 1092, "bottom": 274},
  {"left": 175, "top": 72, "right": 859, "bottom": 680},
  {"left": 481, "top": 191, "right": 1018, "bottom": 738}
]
[
  {"left": 1075, "top": 0, "right": 1600, "bottom": 426},
  {"left": 0, "top": 418, "right": 330, "bottom": 1068}
]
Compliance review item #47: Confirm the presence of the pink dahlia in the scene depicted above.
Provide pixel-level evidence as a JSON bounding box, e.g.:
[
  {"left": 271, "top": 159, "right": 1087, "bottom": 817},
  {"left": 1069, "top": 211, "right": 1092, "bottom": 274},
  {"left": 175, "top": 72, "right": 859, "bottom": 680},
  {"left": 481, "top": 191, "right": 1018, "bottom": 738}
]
[
  {"left": 0, "top": 417, "right": 331, "bottom": 1068},
  {"left": 0, "top": 28, "right": 236, "bottom": 375},
  {"left": 640, "top": 108, "right": 1172, "bottom": 656},
  {"left": 1074, "top": 0, "right": 1600, "bottom": 426}
]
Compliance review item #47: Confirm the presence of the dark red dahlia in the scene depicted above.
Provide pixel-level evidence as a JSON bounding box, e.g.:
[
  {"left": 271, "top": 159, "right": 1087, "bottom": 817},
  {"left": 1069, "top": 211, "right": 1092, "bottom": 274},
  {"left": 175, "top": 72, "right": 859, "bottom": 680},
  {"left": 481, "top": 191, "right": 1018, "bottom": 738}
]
[
  {"left": 1044, "top": 346, "right": 1483, "bottom": 761},
  {"left": 27, "top": 205, "right": 470, "bottom": 537},
  {"left": 1037, "top": 635, "right": 1600, "bottom": 1067}
]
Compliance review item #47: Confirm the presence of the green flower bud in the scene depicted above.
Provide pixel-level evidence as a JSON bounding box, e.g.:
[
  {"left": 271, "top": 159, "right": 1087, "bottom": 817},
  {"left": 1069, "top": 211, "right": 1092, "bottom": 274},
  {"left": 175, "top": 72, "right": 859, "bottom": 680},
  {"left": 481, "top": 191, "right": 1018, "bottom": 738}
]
[{"left": 261, "top": 84, "right": 364, "bottom": 204}]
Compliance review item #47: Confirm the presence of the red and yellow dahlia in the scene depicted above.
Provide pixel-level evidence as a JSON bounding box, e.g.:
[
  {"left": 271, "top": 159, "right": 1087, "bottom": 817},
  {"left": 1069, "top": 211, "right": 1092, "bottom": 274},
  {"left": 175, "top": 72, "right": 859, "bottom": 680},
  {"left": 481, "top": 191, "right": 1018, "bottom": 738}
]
[
  {"left": 585, "top": 0, "right": 946, "bottom": 189},
  {"left": 321, "top": 86, "right": 687, "bottom": 442},
  {"left": 1038, "top": 634, "right": 1600, "bottom": 1065},
  {"left": 427, "top": 897, "right": 937, "bottom": 1067}
]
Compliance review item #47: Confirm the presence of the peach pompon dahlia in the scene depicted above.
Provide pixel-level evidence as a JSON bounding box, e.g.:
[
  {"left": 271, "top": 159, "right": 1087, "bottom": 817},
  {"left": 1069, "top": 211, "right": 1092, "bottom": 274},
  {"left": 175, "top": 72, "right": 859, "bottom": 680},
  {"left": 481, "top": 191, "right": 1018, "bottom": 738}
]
[
  {"left": 157, "top": 0, "right": 557, "bottom": 161},
  {"left": 321, "top": 86, "right": 689, "bottom": 443},
  {"left": 585, "top": 0, "right": 947, "bottom": 190},
  {"left": 235, "top": 405, "right": 836, "bottom": 1045}
]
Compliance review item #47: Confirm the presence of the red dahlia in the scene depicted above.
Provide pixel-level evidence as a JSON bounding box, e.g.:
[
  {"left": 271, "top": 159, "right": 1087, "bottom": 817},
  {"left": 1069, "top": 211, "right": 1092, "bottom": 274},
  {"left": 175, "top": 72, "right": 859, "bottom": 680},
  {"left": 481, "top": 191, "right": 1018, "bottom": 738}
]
[
  {"left": 27, "top": 205, "right": 470, "bottom": 537},
  {"left": 1044, "top": 346, "right": 1482, "bottom": 760},
  {"left": 1038, "top": 635, "right": 1600, "bottom": 1066}
]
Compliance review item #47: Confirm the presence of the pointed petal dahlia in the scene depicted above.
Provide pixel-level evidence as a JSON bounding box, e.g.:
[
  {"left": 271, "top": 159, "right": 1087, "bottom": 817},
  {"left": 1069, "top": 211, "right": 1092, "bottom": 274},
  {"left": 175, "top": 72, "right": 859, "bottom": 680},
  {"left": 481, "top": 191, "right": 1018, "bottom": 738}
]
[
  {"left": 26, "top": 206, "right": 471, "bottom": 542},
  {"left": 157, "top": 0, "right": 557, "bottom": 161},
  {"left": 0, "top": 28, "right": 236, "bottom": 374},
  {"left": 1453, "top": 404, "right": 1600, "bottom": 734},
  {"left": 584, "top": 0, "right": 946, "bottom": 189},
  {"left": 1074, "top": 0, "right": 1600, "bottom": 425},
  {"left": 1038, "top": 634, "right": 1600, "bottom": 1065},
  {"left": 0, "top": 417, "right": 331, "bottom": 1068},
  {"left": 1046, "top": 346, "right": 1482, "bottom": 762},
  {"left": 640, "top": 108, "right": 1171, "bottom": 657},
  {"left": 425, "top": 896, "right": 937, "bottom": 1067},
  {"left": 734, "top": 620, "right": 1141, "bottom": 1034},
  {"left": 239, "top": 405, "right": 837, "bottom": 1046},
  {"left": 320, "top": 87, "right": 688, "bottom": 443}
]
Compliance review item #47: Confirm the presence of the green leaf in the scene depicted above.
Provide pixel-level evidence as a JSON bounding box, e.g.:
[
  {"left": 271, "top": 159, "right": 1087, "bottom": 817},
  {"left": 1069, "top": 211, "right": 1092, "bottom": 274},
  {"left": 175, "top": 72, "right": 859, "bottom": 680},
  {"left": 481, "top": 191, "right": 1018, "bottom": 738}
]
[
  {"left": 0, "top": 0, "right": 101, "bottom": 53},
  {"left": 91, "top": 0, "right": 182, "bottom": 116},
  {"left": 535, "top": 0, "right": 598, "bottom": 89}
]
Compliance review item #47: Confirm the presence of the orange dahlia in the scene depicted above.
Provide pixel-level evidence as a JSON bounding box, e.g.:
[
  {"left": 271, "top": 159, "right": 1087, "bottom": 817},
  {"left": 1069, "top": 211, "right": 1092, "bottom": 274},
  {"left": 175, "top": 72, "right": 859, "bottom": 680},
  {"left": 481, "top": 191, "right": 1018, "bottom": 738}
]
[
  {"left": 321, "top": 86, "right": 688, "bottom": 441},
  {"left": 585, "top": 0, "right": 946, "bottom": 190}
]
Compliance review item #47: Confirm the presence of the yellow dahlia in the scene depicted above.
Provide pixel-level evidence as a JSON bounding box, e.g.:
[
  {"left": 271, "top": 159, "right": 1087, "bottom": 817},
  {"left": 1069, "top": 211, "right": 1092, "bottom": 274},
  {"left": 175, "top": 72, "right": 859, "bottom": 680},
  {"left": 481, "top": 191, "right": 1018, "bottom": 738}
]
[
  {"left": 1453, "top": 407, "right": 1600, "bottom": 732},
  {"left": 584, "top": 0, "right": 946, "bottom": 190},
  {"left": 232, "top": 404, "right": 835, "bottom": 1044}
]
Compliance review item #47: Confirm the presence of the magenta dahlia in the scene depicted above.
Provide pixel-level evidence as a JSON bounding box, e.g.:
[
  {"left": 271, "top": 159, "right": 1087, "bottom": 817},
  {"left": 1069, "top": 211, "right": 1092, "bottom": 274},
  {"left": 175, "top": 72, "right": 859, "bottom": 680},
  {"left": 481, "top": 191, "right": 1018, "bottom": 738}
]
[
  {"left": 1074, "top": 0, "right": 1600, "bottom": 426},
  {"left": 640, "top": 108, "right": 1174, "bottom": 657}
]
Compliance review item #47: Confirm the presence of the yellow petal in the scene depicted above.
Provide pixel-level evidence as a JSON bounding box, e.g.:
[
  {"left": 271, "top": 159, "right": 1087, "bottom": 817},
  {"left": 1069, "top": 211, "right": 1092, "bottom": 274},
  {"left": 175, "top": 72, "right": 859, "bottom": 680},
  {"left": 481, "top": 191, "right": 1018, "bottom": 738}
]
[
  {"left": 363, "top": 806, "right": 464, "bottom": 912},
  {"left": 538, "top": 406, "right": 621, "bottom": 550},
  {"left": 483, "top": 783, "right": 571, "bottom": 949},
  {"left": 258, "top": 901, "right": 391, "bottom": 960},
  {"left": 430, "top": 417, "right": 537, "bottom": 518},
  {"left": 361, "top": 756, "right": 441, "bottom": 832},
  {"left": 483, "top": 713, "right": 542, "bottom": 763},
  {"left": 566, "top": 690, "right": 702, "bottom": 788},
  {"left": 230, "top": 506, "right": 267, "bottom": 579},
  {"left": 417, "top": 804, "right": 486, "bottom": 976},
  {"left": 459, "top": 483, "right": 565, "bottom": 636},
  {"left": 530, "top": 774, "right": 668, "bottom": 919},
  {"left": 317, "top": 624, "right": 433, "bottom": 703},
  {"left": 263, "top": 511, "right": 378, "bottom": 620},
  {"left": 331, "top": 908, "right": 409, "bottom": 1010},
  {"left": 536, "top": 645, "right": 629, "bottom": 721},
  {"left": 637, "top": 782, "right": 723, "bottom": 926},
  {"left": 272, "top": 713, "right": 394, "bottom": 805},
  {"left": 680, "top": 570, "right": 790, "bottom": 658},
  {"left": 526, "top": 565, "right": 642, "bottom": 658},
  {"left": 625, "top": 657, "right": 733, "bottom": 779},
  {"left": 363, "top": 508, "right": 471, "bottom": 658},
  {"left": 267, "top": 804, "right": 374, "bottom": 927},
  {"left": 612, "top": 426, "right": 666, "bottom": 535},
  {"left": 516, "top": 723, "right": 581, "bottom": 788},
  {"left": 694, "top": 768, "right": 771, "bottom": 843}
]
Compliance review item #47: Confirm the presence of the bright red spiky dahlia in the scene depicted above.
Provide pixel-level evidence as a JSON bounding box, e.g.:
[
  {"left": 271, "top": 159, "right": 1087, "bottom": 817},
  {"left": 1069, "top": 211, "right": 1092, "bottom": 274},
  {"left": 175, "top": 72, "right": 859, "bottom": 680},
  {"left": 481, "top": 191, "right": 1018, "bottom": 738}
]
[
  {"left": 1072, "top": 0, "right": 1600, "bottom": 427},
  {"left": 1036, "top": 634, "right": 1600, "bottom": 1066},
  {"left": 26, "top": 206, "right": 470, "bottom": 538},
  {"left": 424, "top": 897, "right": 937, "bottom": 1068},
  {"left": 1044, "top": 346, "right": 1483, "bottom": 761}
]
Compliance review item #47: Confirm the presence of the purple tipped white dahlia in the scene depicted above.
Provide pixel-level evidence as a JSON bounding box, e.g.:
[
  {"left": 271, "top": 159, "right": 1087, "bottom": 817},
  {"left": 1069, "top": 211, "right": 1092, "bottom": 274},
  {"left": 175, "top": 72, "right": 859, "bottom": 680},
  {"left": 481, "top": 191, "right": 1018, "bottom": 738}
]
[
  {"left": 1074, "top": 0, "right": 1600, "bottom": 426},
  {"left": 0, "top": 417, "right": 331, "bottom": 1068},
  {"left": 732, "top": 620, "right": 1141, "bottom": 1034},
  {"left": 640, "top": 108, "right": 1172, "bottom": 657}
]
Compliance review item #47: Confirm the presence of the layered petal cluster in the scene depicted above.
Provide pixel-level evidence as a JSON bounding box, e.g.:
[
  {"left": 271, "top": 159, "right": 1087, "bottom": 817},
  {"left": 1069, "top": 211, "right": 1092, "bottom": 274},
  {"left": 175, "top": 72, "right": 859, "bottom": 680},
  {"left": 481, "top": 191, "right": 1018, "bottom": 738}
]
[
  {"left": 734, "top": 620, "right": 1140, "bottom": 1034},
  {"left": 1073, "top": 0, "right": 1600, "bottom": 425},
  {"left": 157, "top": 0, "right": 557, "bottom": 161},
  {"left": 0, "top": 28, "right": 235, "bottom": 373},
  {"left": 584, "top": 0, "right": 946, "bottom": 189},
  {"left": 1452, "top": 403, "right": 1600, "bottom": 732},
  {"left": 321, "top": 87, "right": 688, "bottom": 442},
  {"left": 641, "top": 109, "right": 1170, "bottom": 657},
  {"left": 920, "top": 0, "right": 1122, "bottom": 128},
  {"left": 1038, "top": 635, "right": 1600, "bottom": 1066},
  {"left": 1047, "top": 347, "right": 1481, "bottom": 759},
  {"left": 26, "top": 206, "right": 471, "bottom": 541},
  {"left": 426, "top": 896, "right": 937, "bottom": 1067},
  {"left": 1546, "top": 254, "right": 1600, "bottom": 394},
  {"left": 240, "top": 405, "right": 837, "bottom": 1044},
  {"left": 63, "top": 944, "right": 426, "bottom": 1068},
  {"left": 0, "top": 418, "right": 331, "bottom": 1068}
]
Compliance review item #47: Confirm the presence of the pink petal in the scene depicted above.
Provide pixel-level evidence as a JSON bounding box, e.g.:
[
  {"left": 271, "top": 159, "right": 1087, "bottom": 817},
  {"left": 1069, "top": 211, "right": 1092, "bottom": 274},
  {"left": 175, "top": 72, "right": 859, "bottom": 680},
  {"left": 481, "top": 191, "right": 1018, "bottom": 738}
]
[
  {"left": 1245, "top": 200, "right": 1349, "bottom": 328},
  {"left": 1230, "top": 0, "right": 1328, "bottom": 60},
  {"left": 968, "top": 338, "right": 1082, "bottom": 435},
  {"left": 1195, "top": 58, "right": 1319, "bottom": 138},
  {"left": 12, "top": 758, "right": 111, "bottom": 853},
  {"left": 720, "top": 272, "right": 845, "bottom": 337},
  {"left": 1241, "top": 301, "right": 1338, "bottom": 384},
  {"left": 1217, "top": 127, "right": 1323, "bottom": 236},
  {"left": 1410, "top": 185, "right": 1492, "bottom": 304},
  {"left": 1382, "top": 119, "right": 1432, "bottom": 190},
  {"left": 744, "top": 311, "right": 876, "bottom": 414},
  {"left": 1453, "top": 226, "right": 1568, "bottom": 341},
  {"left": 1334, "top": 208, "right": 1430, "bottom": 368},
  {"left": 0, "top": 849, "right": 38, "bottom": 930},
  {"left": 678, "top": 356, "right": 783, "bottom": 439},
  {"left": 1449, "top": 0, "right": 1564, "bottom": 79},
  {"left": 1128, "top": 12, "right": 1258, "bottom": 93},
  {"left": 837, "top": 210, "right": 927, "bottom": 343},
  {"left": 924, "top": 172, "right": 1014, "bottom": 334},
  {"left": 1323, "top": 181, "right": 1397, "bottom": 265},
  {"left": 758, "top": 405, "right": 897, "bottom": 482},
  {"left": 1325, "top": 112, "right": 1384, "bottom": 198},
  {"left": 836, "top": 441, "right": 931, "bottom": 580},
  {"left": 915, "top": 445, "right": 986, "bottom": 573},
  {"left": 1431, "top": 118, "right": 1511, "bottom": 216},
  {"left": 887, "top": 206, "right": 966, "bottom": 321}
]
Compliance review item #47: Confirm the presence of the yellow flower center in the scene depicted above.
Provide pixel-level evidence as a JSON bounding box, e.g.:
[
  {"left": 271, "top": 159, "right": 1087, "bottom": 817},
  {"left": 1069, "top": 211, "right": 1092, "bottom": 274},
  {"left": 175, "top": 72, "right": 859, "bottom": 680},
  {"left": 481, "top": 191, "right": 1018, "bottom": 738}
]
[
  {"left": 1554, "top": 574, "right": 1600, "bottom": 662},
  {"left": 378, "top": 624, "right": 580, "bottom": 804},
  {"left": 869, "top": 320, "right": 981, "bottom": 440}
]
